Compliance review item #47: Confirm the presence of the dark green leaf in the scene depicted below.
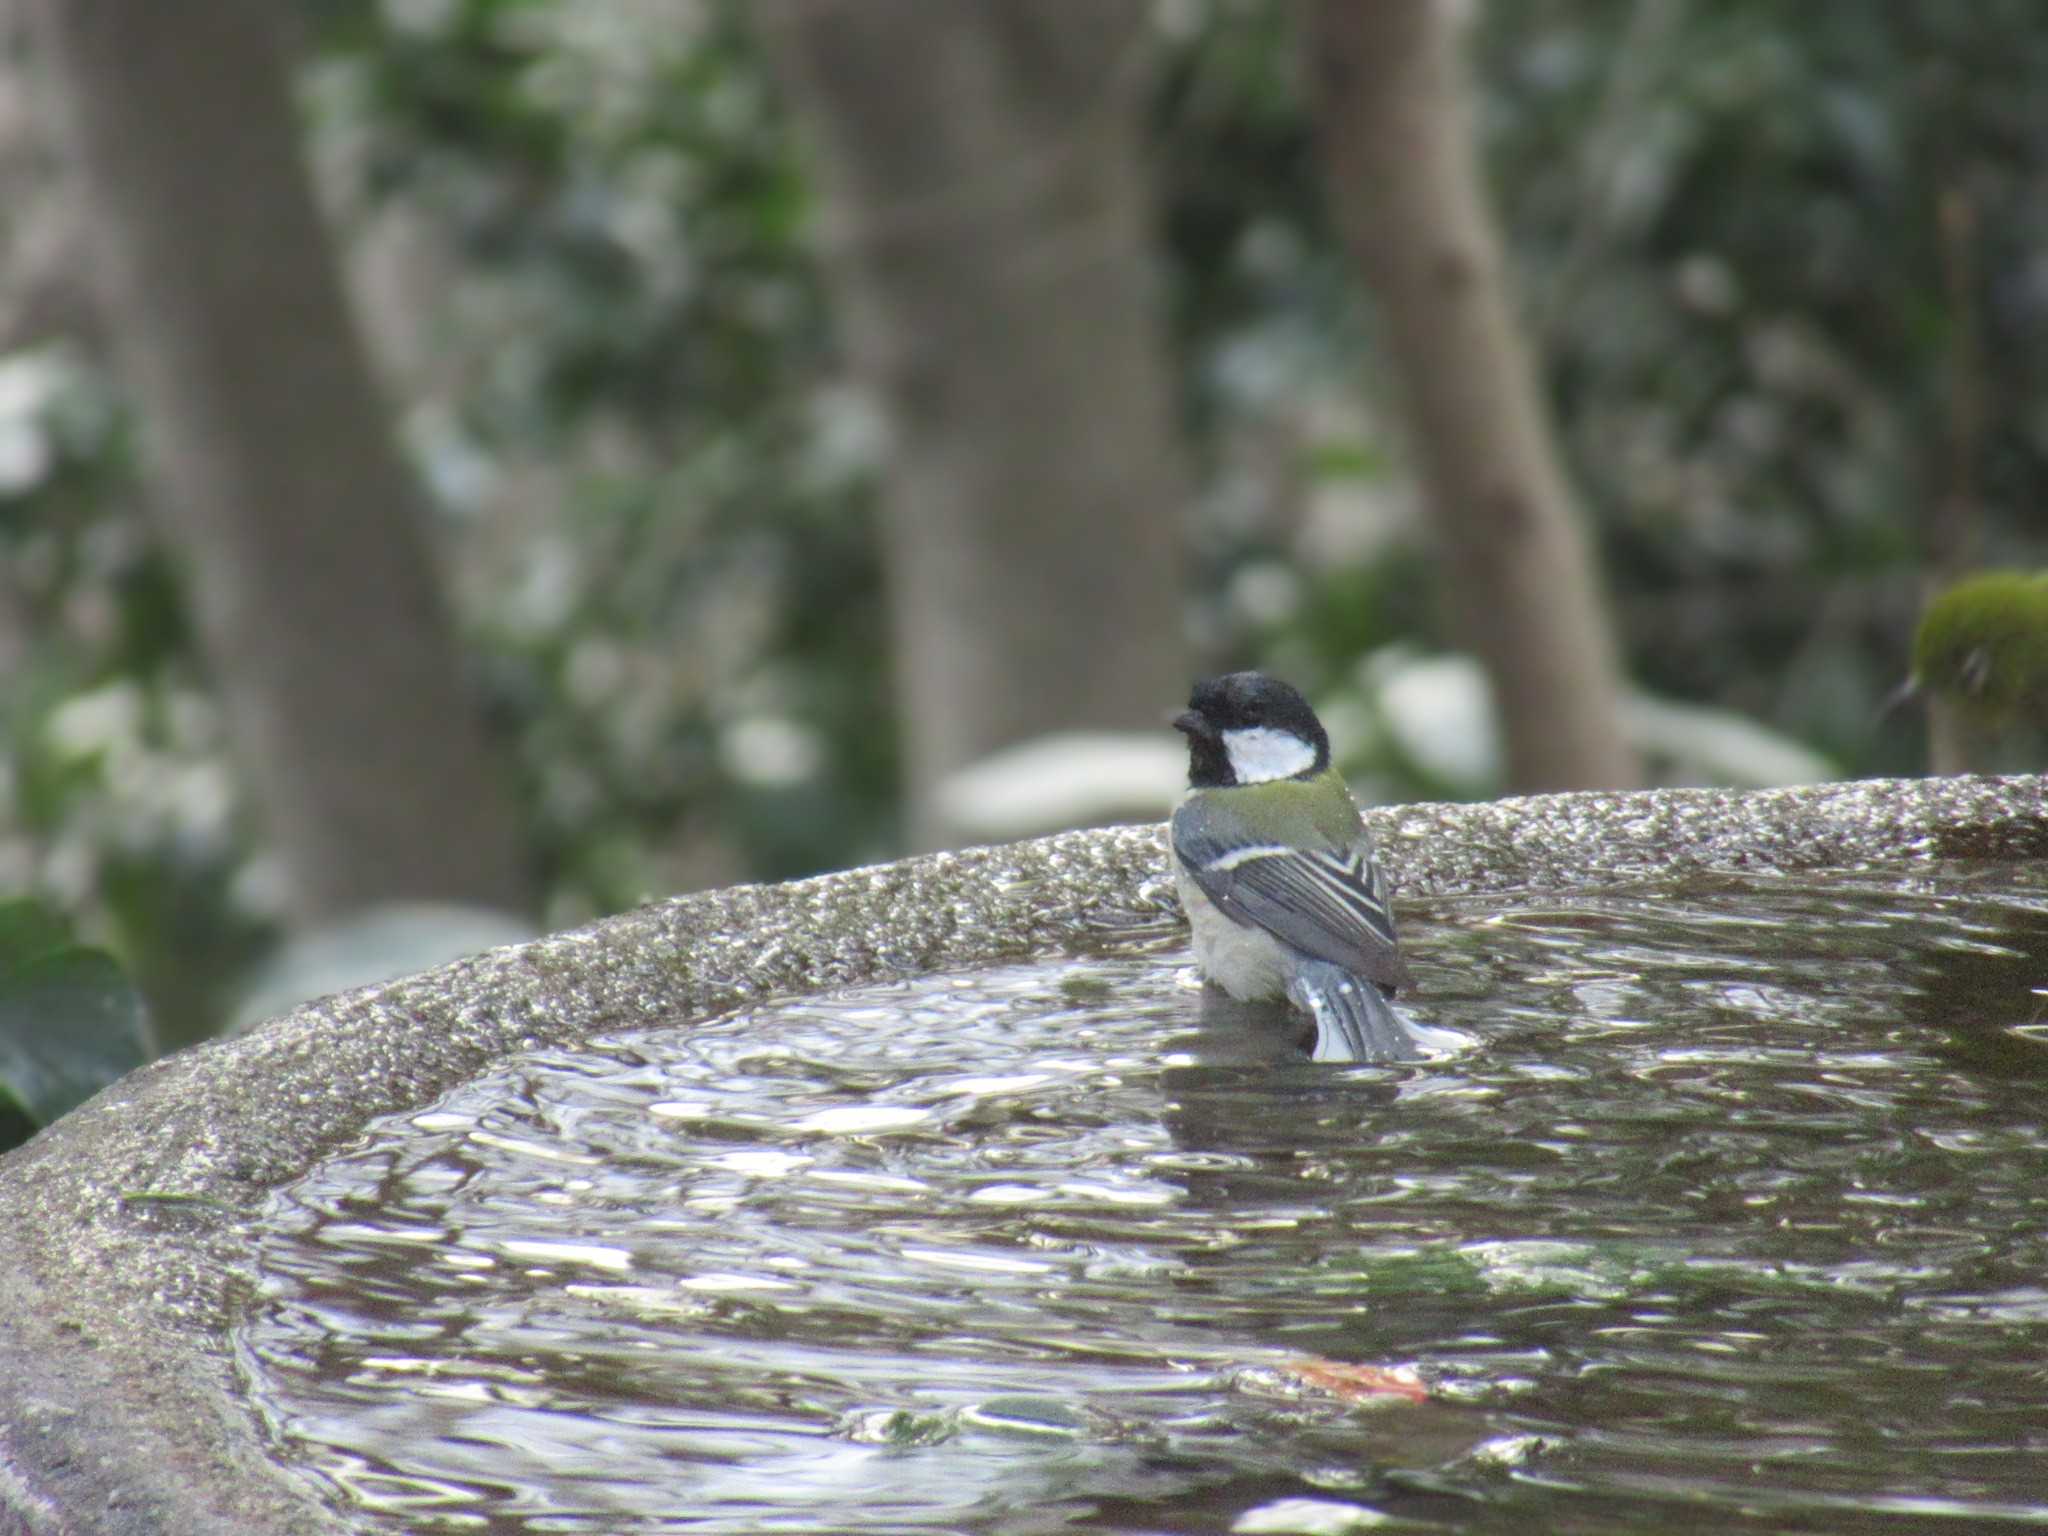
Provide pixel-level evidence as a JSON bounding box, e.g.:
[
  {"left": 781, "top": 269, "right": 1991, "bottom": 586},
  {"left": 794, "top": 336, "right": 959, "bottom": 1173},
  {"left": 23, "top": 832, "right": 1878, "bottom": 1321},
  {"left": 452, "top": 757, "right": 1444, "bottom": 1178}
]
[{"left": 0, "top": 899, "right": 152, "bottom": 1132}]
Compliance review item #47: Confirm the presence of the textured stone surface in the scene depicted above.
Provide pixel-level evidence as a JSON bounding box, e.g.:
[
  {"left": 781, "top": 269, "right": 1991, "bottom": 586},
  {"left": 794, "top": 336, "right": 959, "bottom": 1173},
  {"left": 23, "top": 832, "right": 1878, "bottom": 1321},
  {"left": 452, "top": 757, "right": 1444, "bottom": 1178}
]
[{"left": 0, "top": 774, "right": 2042, "bottom": 1533}]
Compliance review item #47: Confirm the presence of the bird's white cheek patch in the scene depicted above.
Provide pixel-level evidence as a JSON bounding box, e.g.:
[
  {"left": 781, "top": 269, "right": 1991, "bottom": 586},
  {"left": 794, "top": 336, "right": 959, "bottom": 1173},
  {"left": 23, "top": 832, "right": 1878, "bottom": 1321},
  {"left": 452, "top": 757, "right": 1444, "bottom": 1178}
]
[{"left": 1223, "top": 726, "right": 1316, "bottom": 784}]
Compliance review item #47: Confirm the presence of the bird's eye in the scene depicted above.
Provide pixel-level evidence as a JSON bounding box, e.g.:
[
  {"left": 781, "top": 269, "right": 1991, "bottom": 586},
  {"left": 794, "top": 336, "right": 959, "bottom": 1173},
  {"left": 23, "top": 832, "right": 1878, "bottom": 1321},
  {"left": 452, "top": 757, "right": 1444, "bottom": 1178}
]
[{"left": 1961, "top": 647, "right": 1993, "bottom": 695}]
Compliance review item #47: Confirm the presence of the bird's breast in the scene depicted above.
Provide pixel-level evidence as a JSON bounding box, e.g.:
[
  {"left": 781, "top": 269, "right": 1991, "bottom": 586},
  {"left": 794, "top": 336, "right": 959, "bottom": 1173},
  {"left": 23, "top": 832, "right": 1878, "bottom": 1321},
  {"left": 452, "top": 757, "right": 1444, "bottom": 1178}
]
[{"left": 1174, "top": 862, "right": 1293, "bottom": 1002}]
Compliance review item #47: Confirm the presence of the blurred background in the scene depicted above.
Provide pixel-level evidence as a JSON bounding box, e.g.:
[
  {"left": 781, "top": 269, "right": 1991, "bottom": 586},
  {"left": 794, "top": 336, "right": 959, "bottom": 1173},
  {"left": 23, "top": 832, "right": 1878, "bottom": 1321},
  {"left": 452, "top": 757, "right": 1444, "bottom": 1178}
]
[{"left": 1, "top": 0, "right": 2045, "bottom": 1060}]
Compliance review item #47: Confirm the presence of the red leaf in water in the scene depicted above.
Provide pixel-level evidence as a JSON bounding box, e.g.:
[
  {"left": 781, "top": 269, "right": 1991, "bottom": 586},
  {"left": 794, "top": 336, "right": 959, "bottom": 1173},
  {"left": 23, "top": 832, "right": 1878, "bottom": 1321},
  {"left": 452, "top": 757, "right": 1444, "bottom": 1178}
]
[{"left": 1280, "top": 1356, "right": 1429, "bottom": 1405}]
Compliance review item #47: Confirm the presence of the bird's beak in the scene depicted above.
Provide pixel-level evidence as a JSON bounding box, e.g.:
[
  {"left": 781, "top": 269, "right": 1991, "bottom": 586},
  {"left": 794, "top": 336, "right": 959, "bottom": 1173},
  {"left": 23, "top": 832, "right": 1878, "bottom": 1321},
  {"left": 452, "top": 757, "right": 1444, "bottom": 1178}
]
[{"left": 1171, "top": 709, "right": 1211, "bottom": 738}]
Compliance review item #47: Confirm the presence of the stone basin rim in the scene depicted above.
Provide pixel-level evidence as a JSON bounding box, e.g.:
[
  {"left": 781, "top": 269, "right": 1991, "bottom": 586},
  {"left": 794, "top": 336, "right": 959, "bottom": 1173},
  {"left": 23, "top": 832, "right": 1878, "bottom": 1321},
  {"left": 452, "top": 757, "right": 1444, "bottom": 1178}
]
[{"left": 1, "top": 773, "right": 2044, "bottom": 1535}]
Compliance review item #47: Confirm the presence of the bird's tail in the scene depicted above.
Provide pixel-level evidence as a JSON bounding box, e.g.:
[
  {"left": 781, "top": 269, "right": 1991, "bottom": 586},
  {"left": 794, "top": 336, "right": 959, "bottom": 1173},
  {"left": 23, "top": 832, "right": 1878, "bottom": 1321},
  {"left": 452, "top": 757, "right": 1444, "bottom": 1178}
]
[{"left": 1288, "top": 959, "right": 1420, "bottom": 1064}]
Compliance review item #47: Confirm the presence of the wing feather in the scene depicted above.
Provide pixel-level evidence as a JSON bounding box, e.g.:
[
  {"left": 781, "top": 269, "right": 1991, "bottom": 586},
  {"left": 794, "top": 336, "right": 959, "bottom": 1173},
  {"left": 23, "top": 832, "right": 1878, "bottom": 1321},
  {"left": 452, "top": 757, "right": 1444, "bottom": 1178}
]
[{"left": 1172, "top": 795, "right": 1414, "bottom": 993}]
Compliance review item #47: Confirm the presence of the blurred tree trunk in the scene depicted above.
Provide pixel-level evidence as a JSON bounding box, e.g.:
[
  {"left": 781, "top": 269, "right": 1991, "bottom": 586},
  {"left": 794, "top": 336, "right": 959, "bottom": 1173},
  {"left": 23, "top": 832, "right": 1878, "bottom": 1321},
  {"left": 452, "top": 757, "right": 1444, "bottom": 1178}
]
[
  {"left": 757, "top": 0, "right": 1190, "bottom": 849},
  {"left": 1309, "top": 0, "right": 1642, "bottom": 792},
  {"left": 26, "top": 0, "right": 534, "bottom": 922}
]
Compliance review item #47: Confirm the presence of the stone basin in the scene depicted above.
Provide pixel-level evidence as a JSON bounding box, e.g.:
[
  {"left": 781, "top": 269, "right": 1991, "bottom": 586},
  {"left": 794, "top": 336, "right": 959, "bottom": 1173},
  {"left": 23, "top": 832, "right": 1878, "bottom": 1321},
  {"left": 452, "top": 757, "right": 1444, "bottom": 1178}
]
[{"left": 1, "top": 775, "right": 2044, "bottom": 1535}]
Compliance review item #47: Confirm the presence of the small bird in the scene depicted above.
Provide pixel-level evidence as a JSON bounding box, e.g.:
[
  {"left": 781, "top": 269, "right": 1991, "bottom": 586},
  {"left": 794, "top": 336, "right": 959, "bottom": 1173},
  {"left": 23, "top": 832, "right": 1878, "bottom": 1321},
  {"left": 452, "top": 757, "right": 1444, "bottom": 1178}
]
[
  {"left": 1909, "top": 570, "right": 2048, "bottom": 729},
  {"left": 1169, "top": 671, "right": 1419, "bottom": 1063}
]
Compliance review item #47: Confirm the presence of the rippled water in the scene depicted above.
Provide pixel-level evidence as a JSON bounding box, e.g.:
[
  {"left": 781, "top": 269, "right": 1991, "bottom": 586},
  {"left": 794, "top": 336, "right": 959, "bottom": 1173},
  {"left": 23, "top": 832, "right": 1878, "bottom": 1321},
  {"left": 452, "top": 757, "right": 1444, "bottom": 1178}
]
[{"left": 239, "top": 863, "right": 2048, "bottom": 1534}]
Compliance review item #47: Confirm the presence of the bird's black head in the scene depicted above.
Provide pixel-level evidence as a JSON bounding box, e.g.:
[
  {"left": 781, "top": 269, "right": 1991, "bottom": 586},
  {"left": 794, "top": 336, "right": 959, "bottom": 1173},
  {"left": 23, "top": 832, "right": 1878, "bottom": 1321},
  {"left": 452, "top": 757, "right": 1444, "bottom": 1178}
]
[{"left": 1172, "top": 671, "right": 1330, "bottom": 787}]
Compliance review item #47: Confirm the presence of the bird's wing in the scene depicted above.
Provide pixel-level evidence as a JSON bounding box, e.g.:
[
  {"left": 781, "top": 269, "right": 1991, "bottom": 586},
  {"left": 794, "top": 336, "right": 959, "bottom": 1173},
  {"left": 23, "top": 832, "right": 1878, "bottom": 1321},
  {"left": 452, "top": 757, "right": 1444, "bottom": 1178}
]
[{"left": 1172, "top": 796, "right": 1414, "bottom": 993}]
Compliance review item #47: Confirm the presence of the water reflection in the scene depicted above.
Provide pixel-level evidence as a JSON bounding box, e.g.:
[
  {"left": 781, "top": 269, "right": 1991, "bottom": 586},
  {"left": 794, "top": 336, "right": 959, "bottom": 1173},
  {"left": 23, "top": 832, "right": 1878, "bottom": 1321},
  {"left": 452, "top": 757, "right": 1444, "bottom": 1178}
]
[{"left": 240, "top": 862, "right": 2048, "bottom": 1534}]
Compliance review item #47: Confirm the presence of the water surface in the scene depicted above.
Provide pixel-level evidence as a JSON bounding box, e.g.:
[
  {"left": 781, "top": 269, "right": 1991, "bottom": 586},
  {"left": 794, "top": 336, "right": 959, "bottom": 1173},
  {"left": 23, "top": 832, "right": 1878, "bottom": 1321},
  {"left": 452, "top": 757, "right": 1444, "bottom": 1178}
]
[{"left": 240, "top": 863, "right": 2048, "bottom": 1533}]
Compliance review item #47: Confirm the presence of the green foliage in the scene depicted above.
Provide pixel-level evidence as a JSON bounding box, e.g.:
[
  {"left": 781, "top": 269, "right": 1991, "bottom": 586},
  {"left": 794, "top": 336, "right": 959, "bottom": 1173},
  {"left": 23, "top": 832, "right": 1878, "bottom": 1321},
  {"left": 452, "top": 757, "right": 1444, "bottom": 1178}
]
[
  {"left": 1475, "top": 0, "right": 2048, "bottom": 767},
  {"left": 0, "top": 898, "right": 151, "bottom": 1147},
  {"left": 0, "top": 345, "right": 264, "bottom": 1047}
]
